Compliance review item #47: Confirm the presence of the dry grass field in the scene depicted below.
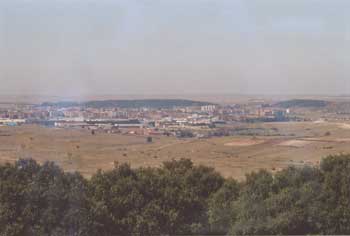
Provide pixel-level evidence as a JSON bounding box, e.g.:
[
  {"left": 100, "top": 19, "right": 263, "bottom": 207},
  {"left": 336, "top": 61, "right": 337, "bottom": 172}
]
[{"left": 1, "top": 121, "right": 350, "bottom": 180}]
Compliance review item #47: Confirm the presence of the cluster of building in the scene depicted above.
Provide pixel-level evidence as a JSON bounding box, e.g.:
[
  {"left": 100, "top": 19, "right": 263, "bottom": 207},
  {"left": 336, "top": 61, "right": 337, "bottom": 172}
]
[{"left": 0, "top": 102, "right": 293, "bottom": 137}]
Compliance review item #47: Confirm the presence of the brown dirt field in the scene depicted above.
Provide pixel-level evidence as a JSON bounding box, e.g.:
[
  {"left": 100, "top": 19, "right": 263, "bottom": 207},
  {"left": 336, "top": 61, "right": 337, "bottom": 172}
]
[
  {"left": 224, "top": 138, "right": 266, "bottom": 147},
  {"left": 277, "top": 140, "right": 312, "bottom": 148},
  {"left": 338, "top": 123, "right": 350, "bottom": 129},
  {"left": 1, "top": 122, "right": 350, "bottom": 180}
]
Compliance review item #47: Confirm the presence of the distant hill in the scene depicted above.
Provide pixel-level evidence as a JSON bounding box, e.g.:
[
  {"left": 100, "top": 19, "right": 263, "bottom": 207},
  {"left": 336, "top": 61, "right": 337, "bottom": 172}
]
[
  {"left": 41, "top": 101, "right": 79, "bottom": 108},
  {"left": 276, "top": 99, "right": 329, "bottom": 108},
  {"left": 42, "top": 99, "right": 215, "bottom": 109}
]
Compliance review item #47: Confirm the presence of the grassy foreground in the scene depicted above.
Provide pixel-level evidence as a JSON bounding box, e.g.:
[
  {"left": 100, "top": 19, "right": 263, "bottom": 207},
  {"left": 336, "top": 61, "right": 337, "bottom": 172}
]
[{"left": 1, "top": 154, "right": 350, "bottom": 235}]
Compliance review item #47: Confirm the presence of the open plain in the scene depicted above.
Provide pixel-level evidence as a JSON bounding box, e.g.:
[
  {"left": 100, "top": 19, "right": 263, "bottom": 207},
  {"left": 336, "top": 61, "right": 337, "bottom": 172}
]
[{"left": 1, "top": 122, "right": 350, "bottom": 180}]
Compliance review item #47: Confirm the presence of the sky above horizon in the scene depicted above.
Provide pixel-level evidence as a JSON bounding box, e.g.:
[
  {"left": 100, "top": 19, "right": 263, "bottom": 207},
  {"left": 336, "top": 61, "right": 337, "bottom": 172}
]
[{"left": 1, "top": 0, "right": 350, "bottom": 97}]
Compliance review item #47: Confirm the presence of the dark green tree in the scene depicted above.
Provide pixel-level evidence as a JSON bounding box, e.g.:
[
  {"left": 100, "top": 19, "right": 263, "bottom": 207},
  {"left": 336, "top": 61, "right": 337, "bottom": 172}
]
[{"left": 207, "top": 179, "right": 240, "bottom": 234}]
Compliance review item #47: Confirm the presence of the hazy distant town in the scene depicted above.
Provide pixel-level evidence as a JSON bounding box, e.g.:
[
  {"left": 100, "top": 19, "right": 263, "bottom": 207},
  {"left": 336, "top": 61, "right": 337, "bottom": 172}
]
[
  {"left": 0, "top": 99, "right": 350, "bottom": 138},
  {"left": 0, "top": 98, "right": 315, "bottom": 137}
]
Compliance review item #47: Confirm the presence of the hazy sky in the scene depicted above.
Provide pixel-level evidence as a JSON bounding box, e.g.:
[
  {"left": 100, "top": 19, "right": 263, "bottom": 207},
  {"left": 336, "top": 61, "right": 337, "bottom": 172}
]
[{"left": 1, "top": 0, "right": 350, "bottom": 97}]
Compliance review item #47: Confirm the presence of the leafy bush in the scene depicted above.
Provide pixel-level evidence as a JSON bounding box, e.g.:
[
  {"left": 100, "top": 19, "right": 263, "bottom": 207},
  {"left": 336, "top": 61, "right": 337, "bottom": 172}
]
[{"left": 2, "top": 154, "right": 350, "bottom": 235}]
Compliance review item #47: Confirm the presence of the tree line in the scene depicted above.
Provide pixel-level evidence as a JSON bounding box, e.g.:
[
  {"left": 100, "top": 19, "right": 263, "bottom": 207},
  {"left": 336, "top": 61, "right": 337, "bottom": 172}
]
[{"left": 1, "top": 154, "right": 350, "bottom": 235}]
